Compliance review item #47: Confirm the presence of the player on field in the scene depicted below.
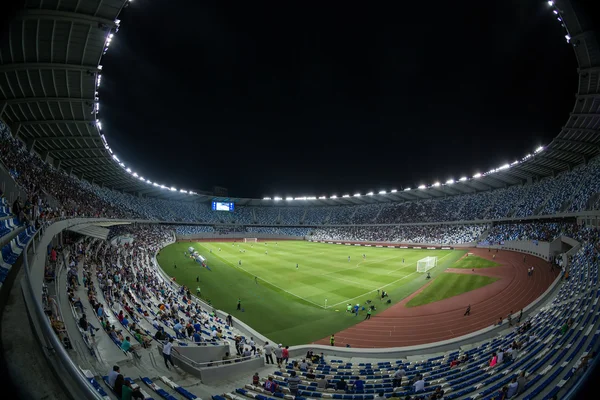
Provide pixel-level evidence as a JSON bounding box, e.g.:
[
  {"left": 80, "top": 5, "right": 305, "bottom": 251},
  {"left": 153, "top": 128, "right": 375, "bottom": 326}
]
[
  {"left": 348, "top": 256, "right": 350, "bottom": 262},
  {"left": 265, "top": 250, "right": 268, "bottom": 255},
  {"left": 363, "top": 254, "right": 366, "bottom": 259},
  {"left": 296, "top": 263, "right": 298, "bottom": 269},
  {"left": 239, "top": 260, "right": 242, "bottom": 266}
]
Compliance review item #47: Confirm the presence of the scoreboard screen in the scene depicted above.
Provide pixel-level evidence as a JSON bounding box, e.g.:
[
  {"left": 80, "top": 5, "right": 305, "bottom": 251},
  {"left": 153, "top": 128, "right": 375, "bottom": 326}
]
[{"left": 212, "top": 201, "right": 235, "bottom": 212}]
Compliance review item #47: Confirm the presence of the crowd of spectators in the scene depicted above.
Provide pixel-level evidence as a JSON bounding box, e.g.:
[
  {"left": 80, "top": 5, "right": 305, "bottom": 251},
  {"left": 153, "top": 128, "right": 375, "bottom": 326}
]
[
  {"left": 311, "top": 225, "right": 486, "bottom": 244},
  {"left": 2, "top": 119, "right": 600, "bottom": 229},
  {"left": 245, "top": 227, "right": 311, "bottom": 236},
  {"left": 482, "top": 221, "right": 581, "bottom": 245}
]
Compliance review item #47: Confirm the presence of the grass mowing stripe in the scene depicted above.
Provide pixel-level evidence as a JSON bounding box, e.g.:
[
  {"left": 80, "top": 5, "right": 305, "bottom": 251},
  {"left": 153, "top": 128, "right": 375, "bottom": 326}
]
[
  {"left": 406, "top": 273, "right": 500, "bottom": 307},
  {"left": 196, "top": 244, "right": 327, "bottom": 308}
]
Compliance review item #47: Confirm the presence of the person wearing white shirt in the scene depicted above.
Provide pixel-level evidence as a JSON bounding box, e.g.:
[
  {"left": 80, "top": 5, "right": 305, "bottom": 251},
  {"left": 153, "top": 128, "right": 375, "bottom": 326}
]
[
  {"left": 413, "top": 376, "right": 425, "bottom": 392},
  {"left": 162, "top": 338, "right": 179, "bottom": 370},
  {"left": 108, "top": 365, "right": 120, "bottom": 388}
]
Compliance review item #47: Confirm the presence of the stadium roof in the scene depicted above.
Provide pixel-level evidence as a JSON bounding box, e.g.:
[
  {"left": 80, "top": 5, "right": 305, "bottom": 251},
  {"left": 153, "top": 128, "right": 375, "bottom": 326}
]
[{"left": 0, "top": 0, "right": 599, "bottom": 206}]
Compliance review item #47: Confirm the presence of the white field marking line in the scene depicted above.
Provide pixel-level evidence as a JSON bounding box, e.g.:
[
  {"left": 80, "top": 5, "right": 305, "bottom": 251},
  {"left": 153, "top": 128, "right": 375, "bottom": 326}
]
[
  {"left": 326, "top": 251, "right": 455, "bottom": 308},
  {"left": 225, "top": 256, "right": 326, "bottom": 309}
]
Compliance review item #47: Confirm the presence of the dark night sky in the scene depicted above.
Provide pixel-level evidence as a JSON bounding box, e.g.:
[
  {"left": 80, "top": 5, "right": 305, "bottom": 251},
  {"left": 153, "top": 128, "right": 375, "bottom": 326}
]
[{"left": 99, "top": 0, "right": 579, "bottom": 198}]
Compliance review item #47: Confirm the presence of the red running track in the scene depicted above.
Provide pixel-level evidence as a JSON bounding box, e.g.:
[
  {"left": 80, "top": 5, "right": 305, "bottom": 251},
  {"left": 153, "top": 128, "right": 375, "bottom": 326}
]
[{"left": 313, "top": 248, "right": 559, "bottom": 348}]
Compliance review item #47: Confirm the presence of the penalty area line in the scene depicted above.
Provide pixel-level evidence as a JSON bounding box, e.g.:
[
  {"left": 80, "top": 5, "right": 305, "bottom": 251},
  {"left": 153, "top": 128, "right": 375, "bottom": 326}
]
[{"left": 326, "top": 251, "right": 454, "bottom": 309}]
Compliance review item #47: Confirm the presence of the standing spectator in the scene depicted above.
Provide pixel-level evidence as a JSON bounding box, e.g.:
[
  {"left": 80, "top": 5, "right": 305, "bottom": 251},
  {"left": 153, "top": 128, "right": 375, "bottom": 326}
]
[
  {"left": 274, "top": 344, "right": 283, "bottom": 366},
  {"left": 162, "top": 338, "right": 180, "bottom": 370},
  {"left": 413, "top": 375, "right": 425, "bottom": 392},
  {"left": 263, "top": 342, "right": 274, "bottom": 364},
  {"left": 282, "top": 345, "right": 290, "bottom": 364},
  {"left": 287, "top": 371, "right": 301, "bottom": 396}
]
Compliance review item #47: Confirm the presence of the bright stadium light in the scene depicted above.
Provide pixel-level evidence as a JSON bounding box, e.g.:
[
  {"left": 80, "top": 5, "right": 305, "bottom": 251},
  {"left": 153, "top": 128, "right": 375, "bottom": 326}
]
[
  {"left": 433, "top": 182, "right": 441, "bottom": 187},
  {"left": 547, "top": 1, "right": 554, "bottom": 5},
  {"left": 318, "top": 196, "right": 326, "bottom": 199},
  {"left": 132, "top": 172, "right": 138, "bottom": 177},
  {"left": 511, "top": 161, "right": 519, "bottom": 166},
  {"left": 404, "top": 187, "right": 411, "bottom": 191},
  {"left": 180, "top": 189, "right": 188, "bottom": 193},
  {"left": 391, "top": 189, "right": 397, "bottom": 193},
  {"left": 263, "top": 197, "right": 271, "bottom": 200},
  {"left": 170, "top": 187, "right": 177, "bottom": 191},
  {"left": 498, "top": 163, "right": 510, "bottom": 170},
  {"left": 446, "top": 179, "right": 454, "bottom": 185},
  {"left": 459, "top": 177, "right": 467, "bottom": 182},
  {"left": 565, "top": 34, "right": 571, "bottom": 42},
  {"left": 418, "top": 184, "right": 426, "bottom": 189},
  {"left": 535, "top": 146, "right": 544, "bottom": 153},
  {"left": 379, "top": 190, "right": 386, "bottom": 194},
  {"left": 307, "top": 196, "right": 317, "bottom": 200},
  {"left": 139, "top": 176, "right": 145, "bottom": 181},
  {"left": 330, "top": 195, "right": 337, "bottom": 199},
  {"left": 342, "top": 194, "right": 350, "bottom": 198},
  {"left": 295, "top": 197, "right": 307, "bottom": 200},
  {"left": 473, "top": 173, "right": 482, "bottom": 178},
  {"left": 553, "top": 10, "right": 558, "bottom": 14},
  {"left": 126, "top": 168, "right": 131, "bottom": 173},
  {"left": 112, "top": 154, "right": 120, "bottom": 161},
  {"left": 286, "top": 197, "right": 294, "bottom": 201},
  {"left": 274, "top": 197, "right": 282, "bottom": 201},
  {"left": 367, "top": 192, "right": 374, "bottom": 196},
  {"left": 354, "top": 193, "right": 361, "bottom": 197},
  {"left": 152, "top": 182, "right": 159, "bottom": 187}
]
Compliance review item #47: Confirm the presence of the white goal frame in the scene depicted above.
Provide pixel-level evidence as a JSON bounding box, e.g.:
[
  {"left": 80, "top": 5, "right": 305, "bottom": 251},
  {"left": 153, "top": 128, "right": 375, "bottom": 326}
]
[
  {"left": 243, "top": 238, "right": 258, "bottom": 243},
  {"left": 416, "top": 256, "right": 438, "bottom": 273}
]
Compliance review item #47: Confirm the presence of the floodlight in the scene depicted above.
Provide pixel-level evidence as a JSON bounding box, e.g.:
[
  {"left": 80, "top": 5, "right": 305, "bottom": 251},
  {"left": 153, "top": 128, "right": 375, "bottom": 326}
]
[
  {"left": 367, "top": 192, "right": 374, "bottom": 195},
  {"left": 535, "top": 146, "right": 544, "bottom": 153},
  {"left": 331, "top": 195, "right": 338, "bottom": 198},
  {"left": 274, "top": 197, "right": 282, "bottom": 201},
  {"left": 318, "top": 196, "right": 326, "bottom": 199},
  {"left": 391, "top": 189, "right": 397, "bottom": 193},
  {"left": 379, "top": 190, "right": 386, "bottom": 194},
  {"left": 418, "top": 185, "right": 426, "bottom": 189},
  {"left": 170, "top": 187, "right": 176, "bottom": 191},
  {"left": 547, "top": 1, "right": 553, "bottom": 5},
  {"left": 295, "top": 197, "right": 307, "bottom": 200},
  {"left": 342, "top": 194, "right": 350, "bottom": 198},
  {"left": 354, "top": 193, "right": 361, "bottom": 197},
  {"left": 139, "top": 176, "right": 145, "bottom": 181},
  {"left": 112, "top": 154, "right": 119, "bottom": 161},
  {"left": 433, "top": 182, "right": 441, "bottom": 187},
  {"left": 286, "top": 197, "right": 294, "bottom": 200},
  {"left": 565, "top": 34, "right": 571, "bottom": 42},
  {"left": 180, "top": 189, "right": 187, "bottom": 193},
  {"left": 473, "top": 173, "right": 482, "bottom": 178},
  {"left": 404, "top": 187, "right": 411, "bottom": 191},
  {"left": 511, "top": 161, "right": 519, "bottom": 166},
  {"left": 132, "top": 172, "right": 138, "bottom": 177},
  {"left": 263, "top": 197, "right": 271, "bottom": 200},
  {"left": 153, "top": 183, "right": 159, "bottom": 187},
  {"left": 446, "top": 179, "right": 454, "bottom": 185},
  {"left": 553, "top": 10, "right": 558, "bottom": 14},
  {"left": 126, "top": 168, "right": 131, "bottom": 173},
  {"left": 307, "top": 196, "right": 317, "bottom": 200},
  {"left": 459, "top": 177, "right": 467, "bottom": 182},
  {"left": 498, "top": 163, "right": 510, "bottom": 170}
]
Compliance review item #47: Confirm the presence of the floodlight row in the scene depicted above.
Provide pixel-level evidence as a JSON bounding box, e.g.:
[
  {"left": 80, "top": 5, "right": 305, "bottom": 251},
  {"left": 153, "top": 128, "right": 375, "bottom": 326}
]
[
  {"left": 262, "top": 145, "right": 546, "bottom": 201},
  {"left": 91, "top": 2, "right": 198, "bottom": 196}
]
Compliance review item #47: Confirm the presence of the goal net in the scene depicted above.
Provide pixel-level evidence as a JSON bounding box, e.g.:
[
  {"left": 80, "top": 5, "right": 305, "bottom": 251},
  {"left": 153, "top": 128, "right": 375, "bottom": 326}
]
[
  {"left": 243, "top": 238, "right": 258, "bottom": 243},
  {"left": 416, "top": 256, "right": 438, "bottom": 272}
]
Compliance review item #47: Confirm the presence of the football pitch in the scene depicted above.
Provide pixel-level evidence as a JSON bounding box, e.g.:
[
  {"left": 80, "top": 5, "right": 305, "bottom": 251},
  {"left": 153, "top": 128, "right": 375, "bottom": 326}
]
[{"left": 157, "top": 240, "right": 467, "bottom": 344}]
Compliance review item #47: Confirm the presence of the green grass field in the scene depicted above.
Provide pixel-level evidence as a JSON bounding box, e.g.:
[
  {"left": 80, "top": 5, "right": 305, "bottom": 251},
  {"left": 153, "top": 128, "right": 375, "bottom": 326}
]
[
  {"left": 157, "top": 241, "right": 470, "bottom": 344},
  {"left": 452, "top": 255, "right": 499, "bottom": 269},
  {"left": 406, "top": 274, "right": 499, "bottom": 307}
]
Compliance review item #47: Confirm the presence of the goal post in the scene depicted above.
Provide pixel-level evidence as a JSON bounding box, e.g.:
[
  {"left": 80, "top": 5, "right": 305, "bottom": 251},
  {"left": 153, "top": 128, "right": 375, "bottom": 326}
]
[
  {"left": 416, "top": 256, "right": 438, "bottom": 273},
  {"left": 243, "top": 238, "right": 258, "bottom": 243}
]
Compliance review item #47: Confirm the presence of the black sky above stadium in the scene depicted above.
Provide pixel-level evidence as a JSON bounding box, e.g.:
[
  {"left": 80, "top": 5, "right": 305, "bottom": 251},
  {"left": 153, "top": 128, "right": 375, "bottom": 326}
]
[{"left": 100, "top": 0, "right": 580, "bottom": 199}]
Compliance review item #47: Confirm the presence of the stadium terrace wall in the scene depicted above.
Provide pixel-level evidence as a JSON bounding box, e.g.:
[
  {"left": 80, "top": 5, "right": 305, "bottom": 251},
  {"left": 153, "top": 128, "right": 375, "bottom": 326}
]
[
  {"left": 175, "top": 233, "right": 305, "bottom": 240},
  {"left": 306, "top": 239, "right": 472, "bottom": 249}
]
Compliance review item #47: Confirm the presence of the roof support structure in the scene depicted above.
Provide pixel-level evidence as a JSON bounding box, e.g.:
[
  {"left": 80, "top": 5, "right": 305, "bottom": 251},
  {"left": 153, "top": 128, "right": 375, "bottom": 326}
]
[
  {"left": 15, "top": 9, "right": 119, "bottom": 29},
  {"left": 0, "top": 63, "right": 100, "bottom": 74}
]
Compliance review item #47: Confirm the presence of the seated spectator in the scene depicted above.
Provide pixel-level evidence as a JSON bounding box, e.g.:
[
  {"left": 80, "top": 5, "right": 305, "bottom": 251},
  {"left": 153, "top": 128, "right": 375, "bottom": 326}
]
[
  {"left": 114, "top": 374, "right": 125, "bottom": 397},
  {"left": 317, "top": 377, "right": 328, "bottom": 389},
  {"left": 506, "top": 377, "right": 519, "bottom": 398},
  {"left": 121, "top": 379, "right": 144, "bottom": 400},
  {"left": 306, "top": 368, "right": 316, "bottom": 380},
  {"left": 252, "top": 372, "right": 259, "bottom": 386},
  {"left": 263, "top": 376, "right": 277, "bottom": 393},
  {"left": 108, "top": 365, "right": 120, "bottom": 388},
  {"left": 336, "top": 378, "right": 347, "bottom": 391},
  {"left": 413, "top": 375, "right": 425, "bottom": 392},
  {"left": 353, "top": 377, "right": 365, "bottom": 392}
]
